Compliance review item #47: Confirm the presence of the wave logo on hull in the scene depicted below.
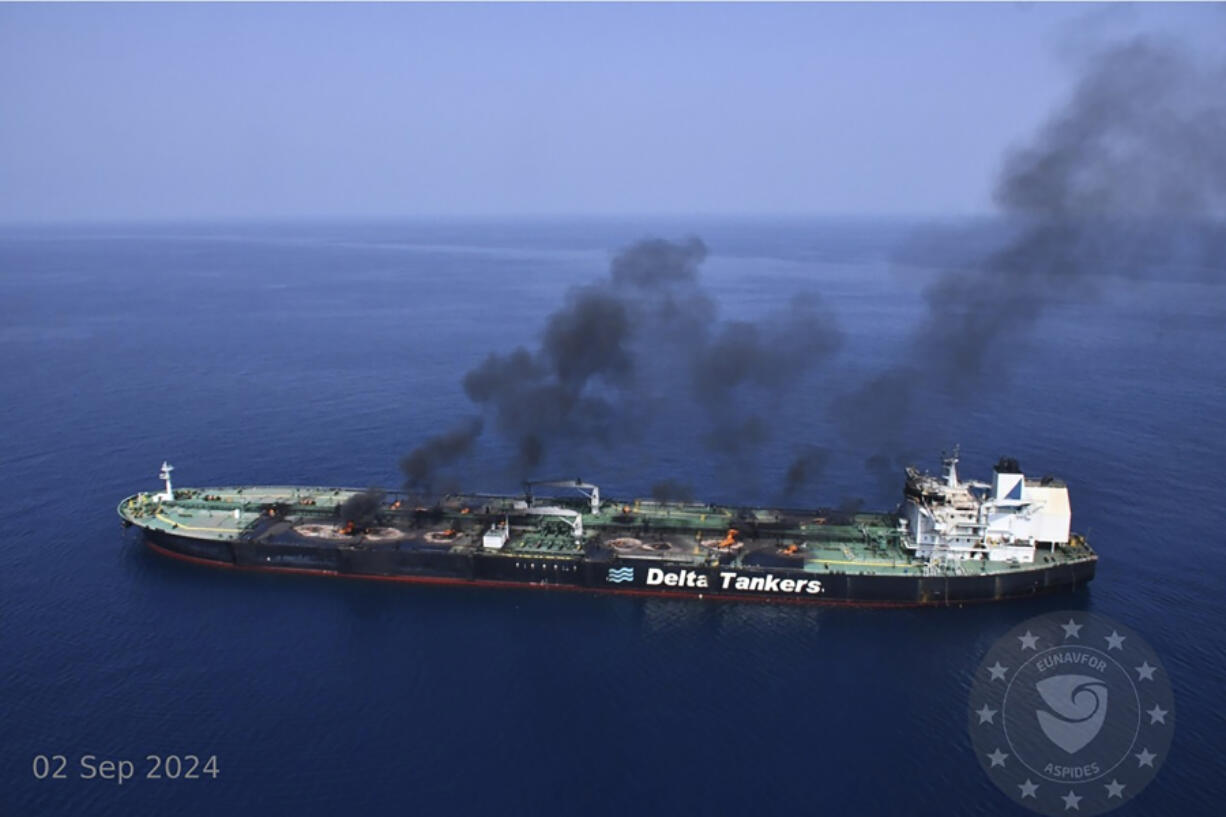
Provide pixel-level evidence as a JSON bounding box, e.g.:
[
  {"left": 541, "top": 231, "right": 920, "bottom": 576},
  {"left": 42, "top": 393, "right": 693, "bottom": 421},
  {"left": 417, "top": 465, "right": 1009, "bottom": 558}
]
[
  {"left": 1035, "top": 675, "right": 1109, "bottom": 754},
  {"left": 605, "top": 567, "right": 635, "bottom": 583}
]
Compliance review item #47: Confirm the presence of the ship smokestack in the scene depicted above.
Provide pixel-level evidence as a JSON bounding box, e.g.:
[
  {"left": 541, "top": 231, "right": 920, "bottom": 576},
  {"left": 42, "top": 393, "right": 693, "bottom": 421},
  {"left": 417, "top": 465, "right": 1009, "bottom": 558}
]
[{"left": 992, "top": 457, "right": 1023, "bottom": 503}]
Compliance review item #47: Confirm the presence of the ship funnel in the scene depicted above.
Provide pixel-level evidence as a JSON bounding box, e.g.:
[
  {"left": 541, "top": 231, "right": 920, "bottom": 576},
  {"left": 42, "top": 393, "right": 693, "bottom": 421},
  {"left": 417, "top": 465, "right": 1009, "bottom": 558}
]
[{"left": 992, "top": 456, "right": 1023, "bottom": 503}]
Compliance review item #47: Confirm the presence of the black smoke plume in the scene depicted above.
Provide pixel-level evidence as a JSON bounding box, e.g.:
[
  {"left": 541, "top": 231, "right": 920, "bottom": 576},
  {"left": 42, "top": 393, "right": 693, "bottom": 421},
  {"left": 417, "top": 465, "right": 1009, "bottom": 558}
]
[
  {"left": 399, "top": 417, "right": 483, "bottom": 492},
  {"left": 783, "top": 445, "right": 831, "bottom": 497},
  {"left": 400, "top": 35, "right": 1224, "bottom": 500},
  {"left": 833, "top": 36, "right": 1226, "bottom": 465},
  {"left": 339, "top": 487, "right": 385, "bottom": 528},
  {"left": 402, "top": 236, "right": 843, "bottom": 489},
  {"left": 692, "top": 293, "right": 842, "bottom": 398},
  {"left": 650, "top": 480, "right": 694, "bottom": 503}
]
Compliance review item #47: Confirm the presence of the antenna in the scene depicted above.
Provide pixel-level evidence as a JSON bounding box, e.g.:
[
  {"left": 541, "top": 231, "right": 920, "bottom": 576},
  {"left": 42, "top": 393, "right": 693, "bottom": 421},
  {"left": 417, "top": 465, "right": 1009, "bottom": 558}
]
[
  {"left": 942, "top": 446, "right": 960, "bottom": 488},
  {"left": 157, "top": 461, "right": 175, "bottom": 501}
]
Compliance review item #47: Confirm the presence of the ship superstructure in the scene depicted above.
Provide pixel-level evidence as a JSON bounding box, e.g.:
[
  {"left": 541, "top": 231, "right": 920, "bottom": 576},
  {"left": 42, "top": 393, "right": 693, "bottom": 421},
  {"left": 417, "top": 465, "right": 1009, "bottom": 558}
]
[
  {"left": 119, "top": 452, "right": 1096, "bottom": 606},
  {"left": 901, "top": 449, "right": 1074, "bottom": 565}
]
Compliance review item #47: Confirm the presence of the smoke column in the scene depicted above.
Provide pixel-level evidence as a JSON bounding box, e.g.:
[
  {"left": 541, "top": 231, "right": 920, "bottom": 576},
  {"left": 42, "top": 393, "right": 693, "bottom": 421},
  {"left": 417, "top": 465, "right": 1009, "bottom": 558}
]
[
  {"left": 338, "top": 487, "right": 386, "bottom": 528},
  {"left": 832, "top": 36, "right": 1226, "bottom": 479},
  {"left": 402, "top": 34, "right": 1224, "bottom": 502},
  {"left": 402, "top": 237, "right": 842, "bottom": 491},
  {"left": 399, "top": 418, "right": 484, "bottom": 493}
]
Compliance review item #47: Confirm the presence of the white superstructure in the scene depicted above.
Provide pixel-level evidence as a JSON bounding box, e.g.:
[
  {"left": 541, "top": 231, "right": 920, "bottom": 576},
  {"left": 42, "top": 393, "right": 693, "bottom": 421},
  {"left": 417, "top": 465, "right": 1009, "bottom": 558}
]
[
  {"left": 157, "top": 461, "right": 175, "bottom": 502},
  {"left": 899, "top": 449, "right": 1072, "bottom": 565}
]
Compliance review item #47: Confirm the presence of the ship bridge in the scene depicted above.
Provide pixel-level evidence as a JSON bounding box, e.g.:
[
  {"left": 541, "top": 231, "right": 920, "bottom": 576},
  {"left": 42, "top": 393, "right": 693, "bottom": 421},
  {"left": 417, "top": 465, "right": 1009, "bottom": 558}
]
[{"left": 900, "top": 450, "right": 1072, "bottom": 565}]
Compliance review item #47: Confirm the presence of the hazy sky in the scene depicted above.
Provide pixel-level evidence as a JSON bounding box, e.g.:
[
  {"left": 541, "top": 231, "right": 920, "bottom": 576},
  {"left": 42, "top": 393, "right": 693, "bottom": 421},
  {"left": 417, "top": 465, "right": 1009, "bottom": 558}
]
[{"left": 0, "top": 2, "right": 1218, "bottom": 223}]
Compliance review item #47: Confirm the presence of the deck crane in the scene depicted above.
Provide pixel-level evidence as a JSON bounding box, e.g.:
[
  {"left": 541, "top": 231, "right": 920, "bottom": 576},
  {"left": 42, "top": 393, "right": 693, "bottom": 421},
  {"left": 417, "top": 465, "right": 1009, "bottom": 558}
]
[{"left": 522, "top": 479, "right": 602, "bottom": 514}]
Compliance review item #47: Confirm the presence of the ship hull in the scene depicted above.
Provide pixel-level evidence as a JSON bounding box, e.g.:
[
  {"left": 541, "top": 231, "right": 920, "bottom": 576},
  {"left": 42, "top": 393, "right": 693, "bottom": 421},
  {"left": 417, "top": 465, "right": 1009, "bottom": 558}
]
[{"left": 140, "top": 528, "right": 1097, "bottom": 607}]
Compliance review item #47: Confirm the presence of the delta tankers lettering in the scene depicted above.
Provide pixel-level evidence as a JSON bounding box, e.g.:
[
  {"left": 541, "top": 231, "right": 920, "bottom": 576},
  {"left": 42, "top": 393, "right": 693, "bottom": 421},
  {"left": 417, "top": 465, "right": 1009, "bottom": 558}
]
[
  {"left": 119, "top": 450, "right": 1097, "bottom": 606},
  {"left": 645, "top": 567, "right": 824, "bottom": 595}
]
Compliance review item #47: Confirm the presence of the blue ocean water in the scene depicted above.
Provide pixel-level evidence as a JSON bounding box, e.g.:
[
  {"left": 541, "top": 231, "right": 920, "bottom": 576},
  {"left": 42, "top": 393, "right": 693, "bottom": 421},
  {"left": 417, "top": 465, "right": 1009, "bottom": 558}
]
[{"left": 1, "top": 218, "right": 1223, "bottom": 816}]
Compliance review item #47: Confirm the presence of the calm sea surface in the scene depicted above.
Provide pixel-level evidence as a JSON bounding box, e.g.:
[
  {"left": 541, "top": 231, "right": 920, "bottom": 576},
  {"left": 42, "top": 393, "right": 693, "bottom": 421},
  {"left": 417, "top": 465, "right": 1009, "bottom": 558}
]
[{"left": 2, "top": 218, "right": 1223, "bottom": 816}]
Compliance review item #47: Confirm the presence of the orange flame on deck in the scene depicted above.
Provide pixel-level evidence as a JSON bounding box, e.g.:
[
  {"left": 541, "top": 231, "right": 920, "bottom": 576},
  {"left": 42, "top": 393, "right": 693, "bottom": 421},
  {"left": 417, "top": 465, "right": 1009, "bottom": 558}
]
[
  {"left": 390, "top": 500, "right": 402, "bottom": 510},
  {"left": 340, "top": 520, "right": 356, "bottom": 535},
  {"left": 443, "top": 528, "right": 458, "bottom": 537},
  {"left": 719, "top": 529, "right": 738, "bottom": 549},
  {"left": 460, "top": 508, "right": 471, "bottom": 515}
]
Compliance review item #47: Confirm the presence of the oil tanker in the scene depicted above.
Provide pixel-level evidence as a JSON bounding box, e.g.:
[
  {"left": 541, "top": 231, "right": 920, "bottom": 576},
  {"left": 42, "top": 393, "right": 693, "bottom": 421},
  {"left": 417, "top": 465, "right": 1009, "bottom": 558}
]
[{"left": 118, "top": 450, "right": 1096, "bottom": 606}]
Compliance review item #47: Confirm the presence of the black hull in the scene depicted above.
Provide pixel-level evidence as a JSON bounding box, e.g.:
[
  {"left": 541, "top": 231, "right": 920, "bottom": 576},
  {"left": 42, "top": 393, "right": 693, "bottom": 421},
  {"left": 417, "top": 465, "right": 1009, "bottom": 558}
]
[{"left": 142, "top": 529, "right": 1097, "bottom": 607}]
